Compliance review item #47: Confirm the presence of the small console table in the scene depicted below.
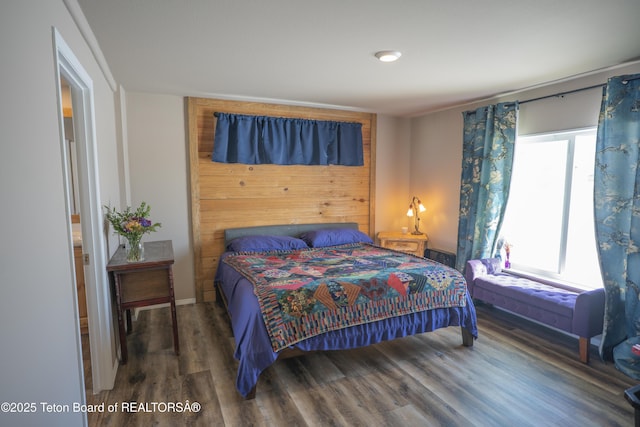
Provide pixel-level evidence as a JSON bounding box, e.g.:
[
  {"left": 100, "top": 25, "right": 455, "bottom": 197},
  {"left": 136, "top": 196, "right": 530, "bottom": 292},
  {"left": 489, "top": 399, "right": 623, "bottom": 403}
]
[{"left": 107, "top": 240, "right": 179, "bottom": 363}]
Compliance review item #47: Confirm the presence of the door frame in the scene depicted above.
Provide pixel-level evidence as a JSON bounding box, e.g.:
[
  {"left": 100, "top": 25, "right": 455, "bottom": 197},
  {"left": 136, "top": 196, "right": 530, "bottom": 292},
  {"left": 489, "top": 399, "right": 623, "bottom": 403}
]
[{"left": 54, "top": 28, "right": 117, "bottom": 394}]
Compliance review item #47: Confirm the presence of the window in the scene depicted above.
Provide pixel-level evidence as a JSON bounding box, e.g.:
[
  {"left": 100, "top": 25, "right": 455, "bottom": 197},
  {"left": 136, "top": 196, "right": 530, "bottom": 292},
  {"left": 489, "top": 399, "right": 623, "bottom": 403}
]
[{"left": 499, "top": 128, "right": 603, "bottom": 289}]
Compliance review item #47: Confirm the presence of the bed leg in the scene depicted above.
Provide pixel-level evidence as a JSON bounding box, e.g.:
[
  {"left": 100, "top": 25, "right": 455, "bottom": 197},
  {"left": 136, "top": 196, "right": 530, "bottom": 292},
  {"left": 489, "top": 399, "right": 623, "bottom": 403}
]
[
  {"left": 245, "top": 386, "right": 256, "bottom": 400},
  {"left": 214, "top": 282, "right": 224, "bottom": 307},
  {"left": 461, "top": 326, "right": 474, "bottom": 347}
]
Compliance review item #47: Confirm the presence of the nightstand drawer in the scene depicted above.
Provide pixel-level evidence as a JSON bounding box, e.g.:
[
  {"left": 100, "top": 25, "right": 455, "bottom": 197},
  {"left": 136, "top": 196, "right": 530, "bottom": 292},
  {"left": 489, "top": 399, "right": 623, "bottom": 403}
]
[
  {"left": 377, "top": 231, "right": 428, "bottom": 257},
  {"left": 385, "top": 240, "right": 420, "bottom": 252}
]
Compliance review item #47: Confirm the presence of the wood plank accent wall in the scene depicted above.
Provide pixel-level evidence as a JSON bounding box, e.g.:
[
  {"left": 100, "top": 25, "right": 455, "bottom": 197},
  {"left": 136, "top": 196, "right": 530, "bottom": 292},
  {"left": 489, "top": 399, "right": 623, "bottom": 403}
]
[{"left": 187, "top": 97, "right": 377, "bottom": 302}]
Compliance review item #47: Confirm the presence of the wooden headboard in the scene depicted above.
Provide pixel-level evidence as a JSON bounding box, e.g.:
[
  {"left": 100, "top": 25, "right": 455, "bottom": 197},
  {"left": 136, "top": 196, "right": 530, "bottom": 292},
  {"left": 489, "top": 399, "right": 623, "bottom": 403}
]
[{"left": 187, "top": 97, "right": 376, "bottom": 302}]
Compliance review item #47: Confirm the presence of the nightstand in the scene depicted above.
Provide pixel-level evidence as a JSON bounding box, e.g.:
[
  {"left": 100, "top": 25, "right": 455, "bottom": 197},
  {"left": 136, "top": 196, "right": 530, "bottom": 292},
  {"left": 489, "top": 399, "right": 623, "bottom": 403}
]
[
  {"left": 107, "top": 240, "right": 179, "bottom": 364},
  {"left": 377, "top": 231, "right": 428, "bottom": 257}
]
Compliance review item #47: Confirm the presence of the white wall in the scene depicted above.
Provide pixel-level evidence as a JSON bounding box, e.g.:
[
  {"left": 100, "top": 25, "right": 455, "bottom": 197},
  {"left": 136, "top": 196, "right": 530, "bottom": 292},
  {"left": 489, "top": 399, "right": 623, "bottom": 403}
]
[
  {"left": 409, "top": 61, "right": 640, "bottom": 255},
  {"left": 125, "top": 92, "right": 195, "bottom": 301},
  {"left": 374, "top": 115, "right": 412, "bottom": 233},
  {"left": 0, "top": 1, "right": 122, "bottom": 426},
  {"left": 410, "top": 110, "right": 464, "bottom": 251}
]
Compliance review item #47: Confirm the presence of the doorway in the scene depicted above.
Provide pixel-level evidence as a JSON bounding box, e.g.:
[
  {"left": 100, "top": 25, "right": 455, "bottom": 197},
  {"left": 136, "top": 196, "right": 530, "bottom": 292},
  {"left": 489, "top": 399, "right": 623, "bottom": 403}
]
[
  {"left": 54, "top": 28, "right": 116, "bottom": 398},
  {"left": 60, "top": 76, "right": 92, "bottom": 395}
]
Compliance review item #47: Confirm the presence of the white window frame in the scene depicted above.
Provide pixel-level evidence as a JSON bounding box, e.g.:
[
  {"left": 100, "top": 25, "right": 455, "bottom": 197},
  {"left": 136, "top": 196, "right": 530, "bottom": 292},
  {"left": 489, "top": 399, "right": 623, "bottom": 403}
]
[{"left": 501, "top": 126, "right": 603, "bottom": 289}]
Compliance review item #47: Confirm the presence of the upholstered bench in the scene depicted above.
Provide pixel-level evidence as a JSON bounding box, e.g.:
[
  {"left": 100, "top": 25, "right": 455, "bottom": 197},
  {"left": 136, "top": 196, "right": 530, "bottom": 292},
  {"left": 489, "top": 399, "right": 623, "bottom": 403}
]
[{"left": 465, "top": 258, "right": 605, "bottom": 363}]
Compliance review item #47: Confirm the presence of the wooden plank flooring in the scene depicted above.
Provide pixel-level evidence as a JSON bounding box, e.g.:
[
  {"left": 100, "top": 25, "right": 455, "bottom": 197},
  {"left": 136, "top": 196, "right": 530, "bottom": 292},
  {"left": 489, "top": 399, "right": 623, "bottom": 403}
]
[{"left": 86, "top": 302, "right": 637, "bottom": 426}]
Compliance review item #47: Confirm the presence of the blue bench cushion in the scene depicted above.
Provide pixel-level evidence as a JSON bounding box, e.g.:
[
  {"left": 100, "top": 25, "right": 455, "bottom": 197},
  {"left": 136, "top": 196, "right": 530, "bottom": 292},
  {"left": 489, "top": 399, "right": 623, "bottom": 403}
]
[{"left": 474, "top": 273, "right": 578, "bottom": 332}]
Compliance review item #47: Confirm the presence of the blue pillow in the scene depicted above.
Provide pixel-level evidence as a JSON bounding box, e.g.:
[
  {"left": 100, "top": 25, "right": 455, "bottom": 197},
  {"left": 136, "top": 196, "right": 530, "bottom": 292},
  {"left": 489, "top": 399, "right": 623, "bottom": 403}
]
[
  {"left": 226, "top": 235, "right": 309, "bottom": 252},
  {"left": 299, "top": 228, "right": 373, "bottom": 248}
]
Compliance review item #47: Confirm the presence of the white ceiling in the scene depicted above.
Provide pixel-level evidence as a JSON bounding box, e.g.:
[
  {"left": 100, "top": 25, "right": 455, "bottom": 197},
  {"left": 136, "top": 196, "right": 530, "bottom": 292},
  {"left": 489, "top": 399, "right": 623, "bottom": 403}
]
[{"left": 77, "top": 0, "right": 640, "bottom": 117}]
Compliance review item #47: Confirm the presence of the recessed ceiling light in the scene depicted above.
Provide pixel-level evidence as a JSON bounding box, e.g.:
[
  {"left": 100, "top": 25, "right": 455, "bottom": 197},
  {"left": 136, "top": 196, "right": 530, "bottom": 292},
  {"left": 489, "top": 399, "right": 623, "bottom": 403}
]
[{"left": 375, "top": 50, "right": 402, "bottom": 62}]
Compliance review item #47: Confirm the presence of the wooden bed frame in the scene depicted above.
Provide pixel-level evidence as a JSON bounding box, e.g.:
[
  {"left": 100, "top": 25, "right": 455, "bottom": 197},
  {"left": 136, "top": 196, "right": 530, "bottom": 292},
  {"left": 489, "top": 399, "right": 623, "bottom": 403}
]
[{"left": 216, "top": 222, "right": 474, "bottom": 399}]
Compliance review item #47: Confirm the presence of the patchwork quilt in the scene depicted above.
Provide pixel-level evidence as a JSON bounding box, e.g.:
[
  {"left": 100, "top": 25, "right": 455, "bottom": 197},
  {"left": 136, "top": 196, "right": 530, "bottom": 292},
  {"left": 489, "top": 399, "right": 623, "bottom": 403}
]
[{"left": 223, "top": 243, "right": 468, "bottom": 352}]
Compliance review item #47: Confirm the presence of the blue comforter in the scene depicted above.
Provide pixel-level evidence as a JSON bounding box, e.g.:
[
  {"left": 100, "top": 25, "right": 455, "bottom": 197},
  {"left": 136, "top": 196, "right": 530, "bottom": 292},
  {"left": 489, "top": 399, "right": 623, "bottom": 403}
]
[{"left": 215, "top": 249, "right": 478, "bottom": 398}]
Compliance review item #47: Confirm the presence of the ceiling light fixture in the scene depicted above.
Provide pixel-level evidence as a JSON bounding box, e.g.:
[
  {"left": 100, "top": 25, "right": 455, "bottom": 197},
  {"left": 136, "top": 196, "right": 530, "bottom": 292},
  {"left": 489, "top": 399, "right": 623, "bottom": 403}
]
[{"left": 375, "top": 50, "right": 402, "bottom": 62}]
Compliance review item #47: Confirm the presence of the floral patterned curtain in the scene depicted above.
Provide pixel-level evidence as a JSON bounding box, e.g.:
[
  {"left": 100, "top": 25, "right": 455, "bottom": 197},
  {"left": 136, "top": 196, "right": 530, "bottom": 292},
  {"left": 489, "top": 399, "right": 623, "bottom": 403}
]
[
  {"left": 455, "top": 102, "right": 518, "bottom": 272},
  {"left": 594, "top": 73, "right": 640, "bottom": 376}
]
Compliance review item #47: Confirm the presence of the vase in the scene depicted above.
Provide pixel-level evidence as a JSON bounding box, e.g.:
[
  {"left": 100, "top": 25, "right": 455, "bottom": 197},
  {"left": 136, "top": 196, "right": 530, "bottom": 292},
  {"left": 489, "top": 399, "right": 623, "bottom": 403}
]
[{"left": 126, "top": 236, "right": 144, "bottom": 262}]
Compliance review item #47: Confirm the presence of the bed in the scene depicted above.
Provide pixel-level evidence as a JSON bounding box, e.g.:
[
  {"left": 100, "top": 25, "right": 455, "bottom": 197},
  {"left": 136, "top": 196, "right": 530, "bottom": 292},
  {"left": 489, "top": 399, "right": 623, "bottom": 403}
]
[{"left": 214, "top": 222, "right": 478, "bottom": 398}]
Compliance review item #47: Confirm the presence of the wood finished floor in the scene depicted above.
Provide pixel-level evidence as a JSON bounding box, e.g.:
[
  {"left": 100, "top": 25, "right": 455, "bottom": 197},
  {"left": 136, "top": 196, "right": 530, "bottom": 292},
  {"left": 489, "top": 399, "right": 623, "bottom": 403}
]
[{"left": 86, "top": 301, "right": 637, "bottom": 426}]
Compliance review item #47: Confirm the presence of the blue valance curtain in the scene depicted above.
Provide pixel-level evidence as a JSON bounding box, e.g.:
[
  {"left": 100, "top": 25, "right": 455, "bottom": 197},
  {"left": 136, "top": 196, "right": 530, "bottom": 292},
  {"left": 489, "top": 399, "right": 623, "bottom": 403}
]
[
  {"left": 593, "top": 73, "right": 640, "bottom": 377},
  {"left": 455, "top": 102, "right": 519, "bottom": 272},
  {"left": 212, "top": 113, "right": 363, "bottom": 166}
]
